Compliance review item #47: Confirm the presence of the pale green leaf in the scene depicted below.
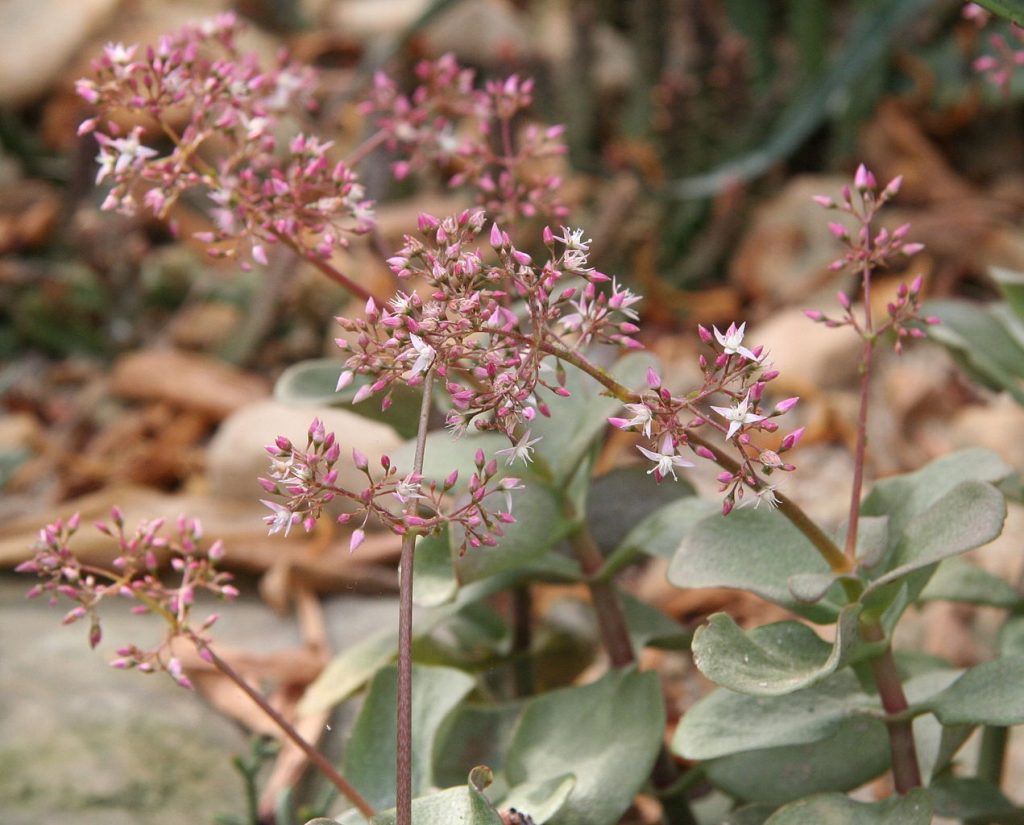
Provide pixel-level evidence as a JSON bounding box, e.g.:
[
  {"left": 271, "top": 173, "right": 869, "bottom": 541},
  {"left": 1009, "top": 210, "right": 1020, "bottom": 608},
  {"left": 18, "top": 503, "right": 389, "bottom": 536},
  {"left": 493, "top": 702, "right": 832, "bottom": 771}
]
[
  {"left": 528, "top": 352, "right": 657, "bottom": 483},
  {"left": 454, "top": 480, "right": 571, "bottom": 583},
  {"left": 298, "top": 629, "right": 397, "bottom": 717},
  {"left": 972, "top": 0, "right": 1024, "bottom": 26},
  {"left": 763, "top": 788, "right": 932, "bottom": 825},
  {"left": 342, "top": 664, "right": 475, "bottom": 810},
  {"left": 505, "top": 669, "right": 664, "bottom": 825},
  {"left": 602, "top": 497, "right": 717, "bottom": 579},
  {"left": 668, "top": 507, "right": 843, "bottom": 622},
  {"left": 413, "top": 527, "right": 458, "bottom": 607},
  {"left": 862, "top": 481, "right": 1006, "bottom": 598},
  {"left": 705, "top": 717, "right": 889, "bottom": 804},
  {"left": 338, "top": 782, "right": 503, "bottom": 825},
  {"left": 500, "top": 775, "right": 576, "bottom": 825},
  {"left": 918, "top": 556, "right": 1020, "bottom": 608},
  {"left": 928, "top": 776, "right": 1020, "bottom": 822},
  {"left": 620, "top": 591, "right": 691, "bottom": 651},
  {"left": 433, "top": 701, "right": 525, "bottom": 791},
  {"left": 925, "top": 657, "right": 1024, "bottom": 726},
  {"left": 673, "top": 670, "right": 874, "bottom": 760},
  {"left": 692, "top": 605, "right": 872, "bottom": 696}
]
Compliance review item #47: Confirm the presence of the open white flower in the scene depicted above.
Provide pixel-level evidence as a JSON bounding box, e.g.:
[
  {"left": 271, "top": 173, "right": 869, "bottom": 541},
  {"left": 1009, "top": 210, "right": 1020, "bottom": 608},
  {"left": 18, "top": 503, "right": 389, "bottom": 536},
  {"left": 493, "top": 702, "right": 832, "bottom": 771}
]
[
  {"left": 496, "top": 430, "right": 542, "bottom": 466},
  {"left": 710, "top": 393, "right": 767, "bottom": 440},
  {"left": 713, "top": 322, "right": 761, "bottom": 361},
  {"left": 261, "top": 500, "right": 298, "bottom": 536},
  {"left": 610, "top": 403, "right": 654, "bottom": 438},
  {"left": 407, "top": 333, "right": 436, "bottom": 376},
  {"left": 636, "top": 433, "right": 695, "bottom": 481}
]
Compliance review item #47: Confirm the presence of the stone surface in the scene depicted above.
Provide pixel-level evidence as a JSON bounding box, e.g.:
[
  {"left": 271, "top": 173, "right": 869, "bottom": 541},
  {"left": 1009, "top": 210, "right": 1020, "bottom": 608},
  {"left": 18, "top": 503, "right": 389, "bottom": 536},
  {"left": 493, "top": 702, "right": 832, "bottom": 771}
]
[
  {"left": 0, "top": 0, "right": 121, "bottom": 107},
  {"left": 0, "top": 573, "right": 398, "bottom": 824}
]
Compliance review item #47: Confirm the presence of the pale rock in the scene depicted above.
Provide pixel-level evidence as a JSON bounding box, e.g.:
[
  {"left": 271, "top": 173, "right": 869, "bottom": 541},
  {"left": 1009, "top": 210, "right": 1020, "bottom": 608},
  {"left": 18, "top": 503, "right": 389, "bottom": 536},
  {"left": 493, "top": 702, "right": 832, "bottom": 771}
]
[
  {"left": 422, "top": 0, "right": 532, "bottom": 66},
  {"left": 950, "top": 393, "right": 1024, "bottom": 474},
  {"left": 749, "top": 307, "right": 862, "bottom": 398},
  {"left": 206, "top": 399, "right": 403, "bottom": 506},
  {"left": 732, "top": 175, "right": 851, "bottom": 308},
  {"left": 0, "top": 0, "right": 121, "bottom": 106}
]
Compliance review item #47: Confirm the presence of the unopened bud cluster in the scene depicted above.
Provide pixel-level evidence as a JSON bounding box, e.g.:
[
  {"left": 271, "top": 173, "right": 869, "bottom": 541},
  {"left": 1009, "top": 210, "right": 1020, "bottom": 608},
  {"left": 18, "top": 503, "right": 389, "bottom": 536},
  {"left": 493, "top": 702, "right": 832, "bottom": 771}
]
[
  {"left": 17, "top": 509, "right": 237, "bottom": 689},
  {"left": 337, "top": 214, "right": 641, "bottom": 443},
  {"left": 806, "top": 165, "right": 937, "bottom": 353},
  {"left": 259, "top": 417, "right": 523, "bottom": 555}
]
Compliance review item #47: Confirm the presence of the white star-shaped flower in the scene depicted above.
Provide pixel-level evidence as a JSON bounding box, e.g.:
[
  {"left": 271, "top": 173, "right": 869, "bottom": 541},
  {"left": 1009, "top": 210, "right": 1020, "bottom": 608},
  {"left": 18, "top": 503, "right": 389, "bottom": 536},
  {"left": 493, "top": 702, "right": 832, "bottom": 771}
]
[
  {"left": 636, "top": 433, "right": 695, "bottom": 481},
  {"left": 713, "top": 322, "right": 761, "bottom": 361},
  {"left": 496, "top": 430, "right": 542, "bottom": 466},
  {"left": 260, "top": 500, "right": 298, "bottom": 536},
  {"left": 610, "top": 403, "right": 654, "bottom": 438},
  {"left": 407, "top": 333, "right": 435, "bottom": 376},
  {"left": 710, "top": 393, "right": 767, "bottom": 440}
]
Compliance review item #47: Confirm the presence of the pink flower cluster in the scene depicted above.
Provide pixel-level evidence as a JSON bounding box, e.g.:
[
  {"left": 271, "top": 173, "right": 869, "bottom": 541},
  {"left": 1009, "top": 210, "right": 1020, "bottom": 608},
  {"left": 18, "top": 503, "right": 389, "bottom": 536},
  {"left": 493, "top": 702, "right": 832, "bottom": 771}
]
[
  {"left": 364, "top": 53, "right": 570, "bottom": 226},
  {"left": 17, "top": 509, "right": 237, "bottom": 689},
  {"left": 609, "top": 322, "right": 803, "bottom": 513},
  {"left": 258, "top": 417, "right": 523, "bottom": 554},
  {"left": 77, "top": 12, "right": 366, "bottom": 271},
  {"left": 806, "top": 165, "right": 937, "bottom": 353},
  {"left": 335, "top": 212, "right": 641, "bottom": 442},
  {"left": 964, "top": 3, "right": 1024, "bottom": 94}
]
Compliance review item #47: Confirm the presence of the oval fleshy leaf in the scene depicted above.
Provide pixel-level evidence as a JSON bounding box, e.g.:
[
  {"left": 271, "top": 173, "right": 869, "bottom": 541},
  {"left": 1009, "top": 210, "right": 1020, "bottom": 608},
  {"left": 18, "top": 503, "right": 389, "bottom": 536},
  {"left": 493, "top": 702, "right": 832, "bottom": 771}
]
[
  {"left": 337, "top": 782, "right": 503, "bottom": 825},
  {"left": 453, "top": 480, "right": 571, "bottom": 583},
  {"left": 860, "top": 448, "right": 1012, "bottom": 539},
  {"left": 298, "top": 628, "right": 397, "bottom": 716},
  {"left": 691, "top": 605, "right": 871, "bottom": 696},
  {"left": 499, "top": 774, "right": 576, "bottom": 825},
  {"left": 928, "top": 776, "right": 1019, "bottom": 822},
  {"left": 861, "top": 481, "right": 1006, "bottom": 599},
  {"left": 668, "top": 507, "right": 843, "bottom": 622},
  {"left": 918, "top": 556, "right": 1020, "bottom": 608},
  {"left": 705, "top": 716, "right": 889, "bottom": 804},
  {"left": 673, "top": 670, "right": 874, "bottom": 760},
  {"left": 505, "top": 669, "right": 664, "bottom": 825},
  {"left": 275, "top": 358, "right": 423, "bottom": 438},
  {"left": 763, "top": 788, "right": 932, "bottom": 825},
  {"left": 342, "top": 664, "right": 475, "bottom": 810},
  {"left": 602, "top": 497, "right": 718, "bottom": 578},
  {"left": 924, "top": 657, "right": 1024, "bottom": 726},
  {"left": 413, "top": 527, "right": 458, "bottom": 607}
]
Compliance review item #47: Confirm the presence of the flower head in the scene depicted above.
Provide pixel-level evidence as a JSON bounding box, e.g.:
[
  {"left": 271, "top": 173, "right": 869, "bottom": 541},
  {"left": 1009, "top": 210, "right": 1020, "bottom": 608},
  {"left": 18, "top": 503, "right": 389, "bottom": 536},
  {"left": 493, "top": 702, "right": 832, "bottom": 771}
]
[
  {"left": 496, "top": 430, "right": 542, "bottom": 466},
  {"left": 710, "top": 393, "right": 767, "bottom": 440},
  {"left": 713, "top": 322, "right": 761, "bottom": 361},
  {"left": 636, "top": 433, "right": 695, "bottom": 482}
]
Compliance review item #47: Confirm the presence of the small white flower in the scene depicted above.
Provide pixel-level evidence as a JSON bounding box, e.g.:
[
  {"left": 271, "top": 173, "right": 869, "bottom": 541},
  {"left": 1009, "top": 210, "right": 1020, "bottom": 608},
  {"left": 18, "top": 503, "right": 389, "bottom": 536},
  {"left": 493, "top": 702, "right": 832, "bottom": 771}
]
[
  {"left": 713, "top": 322, "right": 761, "bottom": 361},
  {"left": 617, "top": 403, "right": 654, "bottom": 438},
  {"left": 393, "top": 474, "right": 424, "bottom": 504},
  {"left": 407, "top": 333, "right": 435, "bottom": 376},
  {"left": 556, "top": 227, "right": 591, "bottom": 250},
  {"left": 710, "top": 393, "right": 767, "bottom": 440},
  {"left": 636, "top": 433, "right": 695, "bottom": 481},
  {"left": 496, "top": 430, "right": 542, "bottom": 466},
  {"left": 748, "top": 486, "right": 781, "bottom": 511},
  {"left": 260, "top": 500, "right": 298, "bottom": 536},
  {"left": 95, "top": 128, "right": 159, "bottom": 185}
]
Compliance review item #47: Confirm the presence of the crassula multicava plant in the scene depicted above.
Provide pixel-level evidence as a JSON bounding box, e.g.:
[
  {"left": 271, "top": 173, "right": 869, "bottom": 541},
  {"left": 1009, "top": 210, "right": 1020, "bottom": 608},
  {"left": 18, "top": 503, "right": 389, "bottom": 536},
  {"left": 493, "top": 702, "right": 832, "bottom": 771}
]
[{"left": 20, "top": 10, "right": 1024, "bottom": 825}]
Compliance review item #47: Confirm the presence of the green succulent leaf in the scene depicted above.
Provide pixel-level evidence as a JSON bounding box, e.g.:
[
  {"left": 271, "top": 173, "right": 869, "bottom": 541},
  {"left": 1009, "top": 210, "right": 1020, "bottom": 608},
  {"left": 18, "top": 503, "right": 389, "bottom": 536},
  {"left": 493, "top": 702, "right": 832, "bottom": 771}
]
[
  {"left": 918, "top": 556, "right": 1020, "bottom": 608},
  {"left": 337, "top": 781, "right": 503, "bottom": 825},
  {"left": 391, "top": 431, "right": 508, "bottom": 485},
  {"left": 927, "top": 776, "right": 1021, "bottom": 822},
  {"left": 505, "top": 669, "right": 664, "bottom": 825},
  {"left": 861, "top": 480, "right": 1007, "bottom": 599},
  {"left": 763, "top": 788, "right": 932, "bottom": 825},
  {"left": 500, "top": 775, "right": 577, "bottom": 825},
  {"left": 413, "top": 527, "right": 458, "bottom": 607},
  {"left": 342, "top": 664, "right": 476, "bottom": 810},
  {"left": 620, "top": 591, "right": 692, "bottom": 651},
  {"left": 668, "top": 507, "right": 844, "bottom": 622},
  {"left": 602, "top": 497, "right": 718, "bottom": 579},
  {"left": 705, "top": 716, "right": 890, "bottom": 804},
  {"left": 274, "top": 358, "right": 423, "bottom": 438},
  {"left": 297, "top": 628, "right": 397, "bottom": 716},
  {"left": 453, "top": 479, "right": 571, "bottom": 583},
  {"left": 860, "top": 448, "right": 1013, "bottom": 539},
  {"left": 1000, "top": 616, "right": 1024, "bottom": 657},
  {"left": 924, "top": 657, "right": 1024, "bottom": 726},
  {"left": 673, "top": 670, "right": 874, "bottom": 760},
  {"left": 433, "top": 701, "right": 525, "bottom": 791},
  {"left": 692, "top": 605, "right": 874, "bottom": 696},
  {"left": 528, "top": 352, "right": 657, "bottom": 484}
]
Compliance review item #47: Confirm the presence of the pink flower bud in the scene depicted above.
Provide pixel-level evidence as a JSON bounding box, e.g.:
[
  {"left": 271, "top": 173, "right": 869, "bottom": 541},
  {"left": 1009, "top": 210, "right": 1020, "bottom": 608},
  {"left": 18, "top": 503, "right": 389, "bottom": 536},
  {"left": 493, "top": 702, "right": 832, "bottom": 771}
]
[
  {"left": 812, "top": 195, "right": 834, "bottom": 208},
  {"left": 697, "top": 324, "right": 712, "bottom": 344},
  {"left": 349, "top": 528, "right": 366, "bottom": 553},
  {"left": 828, "top": 222, "right": 849, "bottom": 241},
  {"left": 543, "top": 225, "right": 555, "bottom": 245},
  {"left": 490, "top": 222, "right": 503, "bottom": 247},
  {"left": 695, "top": 446, "right": 715, "bottom": 460},
  {"left": 721, "top": 498, "right": 734, "bottom": 516},
  {"left": 352, "top": 383, "right": 374, "bottom": 404},
  {"left": 775, "top": 396, "right": 800, "bottom": 414},
  {"left": 803, "top": 309, "right": 823, "bottom": 322},
  {"left": 902, "top": 243, "right": 925, "bottom": 256},
  {"left": 854, "top": 163, "right": 871, "bottom": 191},
  {"left": 352, "top": 448, "right": 368, "bottom": 470}
]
